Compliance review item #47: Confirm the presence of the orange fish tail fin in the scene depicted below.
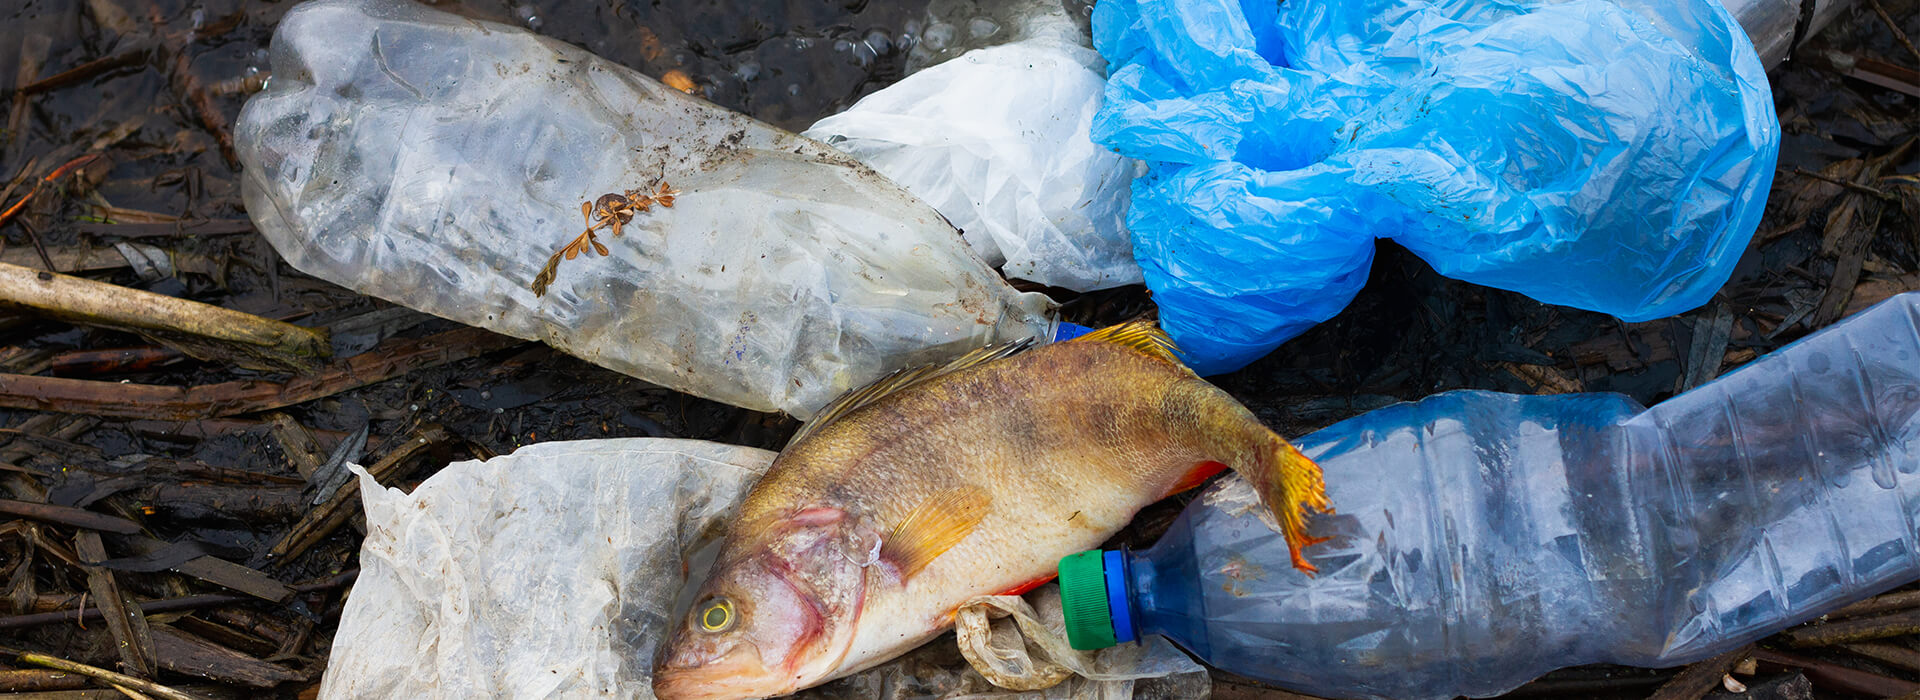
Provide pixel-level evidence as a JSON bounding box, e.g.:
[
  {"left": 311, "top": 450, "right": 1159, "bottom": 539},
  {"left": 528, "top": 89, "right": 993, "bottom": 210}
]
[{"left": 1257, "top": 436, "right": 1333, "bottom": 576}]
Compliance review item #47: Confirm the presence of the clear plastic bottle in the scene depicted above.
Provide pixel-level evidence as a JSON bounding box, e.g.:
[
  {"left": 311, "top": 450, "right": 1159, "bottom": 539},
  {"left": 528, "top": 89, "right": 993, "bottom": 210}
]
[
  {"left": 235, "top": 0, "right": 1056, "bottom": 419},
  {"left": 1060, "top": 291, "right": 1920, "bottom": 700}
]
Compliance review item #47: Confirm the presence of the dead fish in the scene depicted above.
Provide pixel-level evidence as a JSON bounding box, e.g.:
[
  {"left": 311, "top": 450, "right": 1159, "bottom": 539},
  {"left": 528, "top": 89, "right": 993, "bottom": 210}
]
[{"left": 652, "top": 322, "right": 1330, "bottom": 699}]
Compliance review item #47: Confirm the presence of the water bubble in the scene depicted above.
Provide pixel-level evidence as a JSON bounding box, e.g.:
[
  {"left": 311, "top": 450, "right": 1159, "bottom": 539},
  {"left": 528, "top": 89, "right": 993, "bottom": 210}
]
[
  {"left": 833, "top": 39, "right": 853, "bottom": 53},
  {"left": 863, "top": 29, "right": 893, "bottom": 55},
  {"left": 849, "top": 42, "right": 875, "bottom": 68},
  {"left": 734, "top": 62, "right": 761, "bottom": 81},
  {"left": 923, "top": 22, "right": 956, "bottom": 50},
  {"left": 903, "top": 19, "right": 923, "bottom": 37},
  {"left": 967, "top": 17, "right": 1001, "bottom": 40},
  {"left": 190, "top": 7, "right": 205, "bottom": 30},
  {"left": 788, "top": 83, "right": 801, "bottom": 96},
  {"left": 514, "top": 4, "right": 541, "bottom": 30},
  {"left": 793, "top": 37, "right": 814, "bottom": 51}
]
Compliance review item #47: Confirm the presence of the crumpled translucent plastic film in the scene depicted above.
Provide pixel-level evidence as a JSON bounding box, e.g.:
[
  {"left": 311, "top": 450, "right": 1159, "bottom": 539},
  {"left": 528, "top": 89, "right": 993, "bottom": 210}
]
[
  {"left": 322, "top": 437, "right": 1206, "bottom": 700},
  {"left": 1091, "top": 0, "right": 1779, "bottom": 373},
  {"left": 804, "top": 0, "right": 1144, "bottom": 292}
]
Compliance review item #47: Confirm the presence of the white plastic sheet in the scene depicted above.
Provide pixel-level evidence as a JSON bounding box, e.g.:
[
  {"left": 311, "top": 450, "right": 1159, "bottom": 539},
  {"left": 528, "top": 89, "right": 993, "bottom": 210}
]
[
  {"left": 805, "top": 3, "right": 1142, "bottom": 292},
  {"left": 321, "top": 438, "right": 1204, "bottom": 700}
]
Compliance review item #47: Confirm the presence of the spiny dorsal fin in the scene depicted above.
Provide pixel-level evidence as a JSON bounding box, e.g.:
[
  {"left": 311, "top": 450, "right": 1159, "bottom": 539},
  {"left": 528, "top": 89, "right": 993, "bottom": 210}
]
[
  {"left": 1070, "top": 320, "right": 1183, "bottom": 366},
  {"left": 880, "top": 485, "right": 990, "bottom": 579},
  {"left": 786, "top": 338, "right": 1038, "bottom": 448}
]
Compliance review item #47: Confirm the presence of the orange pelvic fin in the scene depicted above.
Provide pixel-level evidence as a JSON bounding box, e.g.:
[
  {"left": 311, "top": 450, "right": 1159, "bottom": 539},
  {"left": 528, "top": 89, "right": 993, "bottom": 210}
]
[
  {"left": 999, "top": 575, "right": 1055, "bottom": 597},
  {"left": 1164, "top": 460, "right": 1228, "bottom": 499}
]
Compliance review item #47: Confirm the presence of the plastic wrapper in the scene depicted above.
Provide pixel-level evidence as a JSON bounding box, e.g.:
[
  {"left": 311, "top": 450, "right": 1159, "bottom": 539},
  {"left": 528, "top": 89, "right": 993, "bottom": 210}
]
[
  {"left": 236, "top": 0, "right": 1055, "bottom": 419},
  {"left": 1090, "top": 0, "right": 1780, "bottom": 373},
  {"left": 805, "top": 0, "right": 1142, "bottom": 292},
  {"left": 321, "top": 437, "right": 1203, "bottom": 699}
]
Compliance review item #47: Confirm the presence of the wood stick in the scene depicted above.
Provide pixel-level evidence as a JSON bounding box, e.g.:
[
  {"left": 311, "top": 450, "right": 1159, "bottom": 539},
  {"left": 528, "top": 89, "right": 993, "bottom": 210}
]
[
  {"left": 1754, "top": 647, "right": 1920, "bottom": 697},
  {"left": 269, "top": 427, "right": 451, "bottom": 562},
  {"left": 0, "top": 499, "right": 141, "bottom": 534},
  {"left": 150, "top": 626, "right": 302, "bottom": 688},
  {"left": 1647, "top": 645, "right": 1751, "bottom": 700},
  {"left": 0, "top": 260, "right": 329, "bottom": 372},
  {"left": 0, "top": 669, "right": 92, "bottom": 692},
  {"left": 0, "top": 327, "right": 520, "bottom": 420},
  {"left": 7, "top": 652, "right": 207, "bottom": 700},
  {"left": 0, "top": 570, "right": 355, "bottom": 631},
  {"left": 74, "top": 532, "right": 156, "bottom": 678},
  {"left": 1787, "top": 607, "right": 1920, "bottom": 646}
]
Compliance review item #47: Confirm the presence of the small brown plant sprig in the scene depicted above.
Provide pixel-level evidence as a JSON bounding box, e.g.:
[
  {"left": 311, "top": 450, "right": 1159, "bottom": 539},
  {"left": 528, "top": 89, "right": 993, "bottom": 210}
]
[{"left": 531, "top": 180, "right": 680, "bottom": 296}]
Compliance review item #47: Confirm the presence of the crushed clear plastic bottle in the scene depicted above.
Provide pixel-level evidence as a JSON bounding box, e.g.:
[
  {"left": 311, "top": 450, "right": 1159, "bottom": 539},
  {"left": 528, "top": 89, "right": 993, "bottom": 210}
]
[
  {"left": 1065, "top": 291, "right": 1920, "bottom": 700},
  {"left": 235, "top": 0, "right": 1056, "bottom": 418}
]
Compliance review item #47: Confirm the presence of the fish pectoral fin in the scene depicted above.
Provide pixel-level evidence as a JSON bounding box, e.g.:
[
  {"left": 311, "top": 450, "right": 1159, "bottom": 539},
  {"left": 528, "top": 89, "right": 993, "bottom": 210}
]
[{"left": 880, "top": 486, "right": 991, "bottom": 580}]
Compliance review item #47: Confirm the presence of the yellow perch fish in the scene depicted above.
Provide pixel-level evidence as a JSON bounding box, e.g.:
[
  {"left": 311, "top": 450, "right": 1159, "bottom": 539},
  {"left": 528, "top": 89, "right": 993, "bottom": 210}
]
[{"left": 653, "top": 322, "right": 1330, "bottom": 699}]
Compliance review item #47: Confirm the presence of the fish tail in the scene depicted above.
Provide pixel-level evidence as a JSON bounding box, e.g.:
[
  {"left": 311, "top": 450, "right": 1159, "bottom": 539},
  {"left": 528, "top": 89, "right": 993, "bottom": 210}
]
[
  {"left": 1256, "top": 434, "right": 1332, "bottom": 575},
  {"left": 1164, "top": 381, "right": 1332, "bottom": 575}
]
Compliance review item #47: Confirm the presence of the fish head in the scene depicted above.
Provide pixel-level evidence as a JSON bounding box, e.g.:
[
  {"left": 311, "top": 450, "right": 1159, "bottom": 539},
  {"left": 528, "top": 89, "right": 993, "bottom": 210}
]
[{"left": 654, "top": 508, "right": 873, "bottom": 699}]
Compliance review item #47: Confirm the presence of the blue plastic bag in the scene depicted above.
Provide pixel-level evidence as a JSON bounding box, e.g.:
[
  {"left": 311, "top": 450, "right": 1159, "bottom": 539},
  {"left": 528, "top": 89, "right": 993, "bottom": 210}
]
[{"left": 1091, "top": 0, "right": 1779, "bottom": 374}]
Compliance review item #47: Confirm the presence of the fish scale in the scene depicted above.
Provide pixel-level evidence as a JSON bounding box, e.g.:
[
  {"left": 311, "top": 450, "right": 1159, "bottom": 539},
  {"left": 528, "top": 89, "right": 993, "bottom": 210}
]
[{"left": 654, "top": 322, "right": 1331, "bottom": 699}]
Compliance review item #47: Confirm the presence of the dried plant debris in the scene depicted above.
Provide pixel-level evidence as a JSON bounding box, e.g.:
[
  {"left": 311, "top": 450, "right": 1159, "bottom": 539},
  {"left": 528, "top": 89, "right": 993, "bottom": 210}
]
[{"left": 530, "top": 181, "right": 680, "bottom": 297}]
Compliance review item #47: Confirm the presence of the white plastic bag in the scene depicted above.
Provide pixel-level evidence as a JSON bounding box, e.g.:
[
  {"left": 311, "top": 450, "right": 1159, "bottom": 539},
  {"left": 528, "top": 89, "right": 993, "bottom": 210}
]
[
  {"left": 321, "top": 438, "right": 1204, "bottom": 699},
  {"left": 804, "top": 1, "right": 1142, "bottom": 292}
]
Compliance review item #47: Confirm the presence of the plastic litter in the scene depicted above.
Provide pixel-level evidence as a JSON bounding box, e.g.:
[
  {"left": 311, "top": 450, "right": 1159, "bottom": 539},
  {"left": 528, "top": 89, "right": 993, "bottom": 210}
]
[
  {"left": 805, "top": 0, "right": 1142, "bottom": 291},
  {"left": 1090, "top": 0, "right": 1781, "bottom": 373},
  {"left": 1058, "top": 291, "right": 1920, "bottom": 700},
  {"left": 320, "top": 437, "right": 1202, "bottom": 699},
  {"left": 235, "top": 0, "right": 1056, "bottom": 419}
]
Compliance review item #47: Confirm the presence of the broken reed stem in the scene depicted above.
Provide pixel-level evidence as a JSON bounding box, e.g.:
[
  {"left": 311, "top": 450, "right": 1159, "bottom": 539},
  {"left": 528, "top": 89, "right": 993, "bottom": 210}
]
[
  {"left": 11, "top": 652, "right": 207, "bottom": 700},
  {"left": 1787, "top": 607, "right": 1920, "bottom": 647},
  {"left": 1647, "top": 645, "right": 1751, "bottom": 700},
  {"left": 0, "top": 570, "right": 356, "bottom": 631},
  {"left": 1862, "top": 0, "right": 1920, "bottom": 64},
  {"left": 0, "top": 261, "right": 330, "bottom": 372},
  {"left": 0, "top": 327, "right": 520, "bottom": 420}
]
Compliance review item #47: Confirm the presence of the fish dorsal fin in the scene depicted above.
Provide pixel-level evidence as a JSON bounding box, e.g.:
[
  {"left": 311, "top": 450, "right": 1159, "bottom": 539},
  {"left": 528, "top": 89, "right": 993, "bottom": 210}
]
[
  {"left": 786, "top": 338, "right": 1038, "bottom": 448},
  {"left": 880, "top": 485, "right": 990, "bottom": 580},
  {"left": 1070, "top": 320, "right": 1183, "bottom": 366}
]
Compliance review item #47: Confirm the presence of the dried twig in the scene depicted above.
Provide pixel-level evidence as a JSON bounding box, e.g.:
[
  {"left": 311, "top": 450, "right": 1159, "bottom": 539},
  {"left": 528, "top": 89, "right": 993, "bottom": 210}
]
[
  {"left": 0, "top": 327, "right": 520, "bottom": 420},
  {"left": 268, "top": 426, "right": 451, "bottom": 562},
  {"left": 5, "top": 649, "right": 208, "bottom": 700},
  {"left": 0, "top": 260, "right": 331, "bottom": 372},
  {"left": 74, "top": 532, "right": 158, "bottom": 678},
  {"left": 1791, "top": 167, "right": 1897, "bottom": 203},
  {"left": 1863, "top": 0, "right": 1920, "bottom": 64},
  {"left": 1787, "top": 607, "right": 1920, "bottom": 646},
  {"left": 0, "top": 571, "right": 355, "bottom": 631},
  {"left": 150, "top": 626, "right": 302, "bottom": 688},
  {"left": 0, "top": 499, "right": 141, "bottom": 534},
  {"left": 1648, "top": 645, "right": 1752, "bottom": 700},
  {"left": 0, "top": 154, "right": 107, "bottom": 231},
  {"left": 1754, "top": 647, "right": 1920, "bottom": 696}
]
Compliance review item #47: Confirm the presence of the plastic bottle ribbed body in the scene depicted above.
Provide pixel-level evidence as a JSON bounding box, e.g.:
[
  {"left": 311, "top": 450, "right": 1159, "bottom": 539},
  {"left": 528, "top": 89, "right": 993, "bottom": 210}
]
[{"left": 1118, "top": 293, "right": 1920, "bottom": 700}]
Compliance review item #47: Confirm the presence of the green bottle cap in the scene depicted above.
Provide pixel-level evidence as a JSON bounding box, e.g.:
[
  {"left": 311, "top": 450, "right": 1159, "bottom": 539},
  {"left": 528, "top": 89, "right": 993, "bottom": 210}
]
[{"left": 1058, "top": 550, "right": 1116, "bottom": 650}]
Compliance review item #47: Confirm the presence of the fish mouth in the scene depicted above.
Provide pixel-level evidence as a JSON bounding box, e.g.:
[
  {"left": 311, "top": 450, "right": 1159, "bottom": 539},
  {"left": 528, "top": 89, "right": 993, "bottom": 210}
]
[{"left": 652, "top": 646, "right": 795, "bottom": 700}]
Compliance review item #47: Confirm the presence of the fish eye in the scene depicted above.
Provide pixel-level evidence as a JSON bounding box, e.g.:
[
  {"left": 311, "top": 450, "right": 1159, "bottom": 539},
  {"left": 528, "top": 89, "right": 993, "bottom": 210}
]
[{"left": 698, "top": 597, "right": 735, "bottom": 633}]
